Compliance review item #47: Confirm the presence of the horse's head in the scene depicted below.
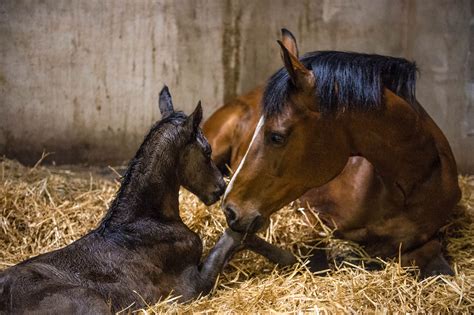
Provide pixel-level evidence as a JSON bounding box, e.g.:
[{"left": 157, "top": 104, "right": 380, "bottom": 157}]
[
  {"left": 159, "top": 86, "right": 226, "bottom": 206},
  {"left": 222, "top": 29, "right": 350, "bottom": 233}
]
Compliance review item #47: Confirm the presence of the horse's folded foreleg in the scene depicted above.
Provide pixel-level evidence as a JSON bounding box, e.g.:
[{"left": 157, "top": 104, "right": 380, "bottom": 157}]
[{"left": 401, "top": 238, "right": 454, "bottom": 278}]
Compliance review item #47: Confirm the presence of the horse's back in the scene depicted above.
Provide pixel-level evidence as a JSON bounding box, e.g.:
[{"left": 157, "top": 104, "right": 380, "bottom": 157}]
[
  {"left": 416, "top": 100, "right": 461, "bottom": 202},
  {"left": 203, "top": 87, "right": 262, "bottom": 171}
]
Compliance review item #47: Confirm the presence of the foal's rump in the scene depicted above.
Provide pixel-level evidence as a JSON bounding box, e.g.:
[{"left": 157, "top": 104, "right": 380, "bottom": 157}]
[
  {"left": 1, "top": 255, "right": 112, "bottom": 314},
  {"left": 6, "top": 282, "right": 110, "bottom": 315},
  {"left": 1, "top": 236, "right": 132, "bottom": 314}
]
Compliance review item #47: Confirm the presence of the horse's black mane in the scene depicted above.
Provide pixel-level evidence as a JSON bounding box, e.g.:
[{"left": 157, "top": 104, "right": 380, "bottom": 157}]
[
  {"left": 263, "top": 51, "right": 418, "bottom": 116},
  {"left": 98, "top": 111, "right": 187, "bottom": 232}
]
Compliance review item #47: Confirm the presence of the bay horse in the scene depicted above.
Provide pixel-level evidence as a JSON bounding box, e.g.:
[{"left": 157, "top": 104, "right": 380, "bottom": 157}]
[
  {"left": 0, "top": 86, "right": 295, "bottom": 314},
  {"left": 205, "top": 29, "right": 461, "bottom": 278}
]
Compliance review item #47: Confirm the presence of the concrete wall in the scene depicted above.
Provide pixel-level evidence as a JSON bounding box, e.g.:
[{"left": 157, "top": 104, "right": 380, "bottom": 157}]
[{"left": 0, "top": 0, "right": 472, "bottom": 172}]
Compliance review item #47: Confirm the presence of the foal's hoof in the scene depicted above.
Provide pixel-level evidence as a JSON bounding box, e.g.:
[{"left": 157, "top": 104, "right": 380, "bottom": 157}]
[
  {"left": 223, "top": 228, "right": 245, "bottom": 244},
  {"left": 277, "top": 251, "right": 298, "bottom": 267},
  {"left": 308, "top": 249, "right": 330, "bottom": 274}
]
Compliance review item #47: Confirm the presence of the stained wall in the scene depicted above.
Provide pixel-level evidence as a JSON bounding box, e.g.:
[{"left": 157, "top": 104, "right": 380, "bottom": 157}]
[{"left": 0, "top": 0, "right": 472, "bottom": 171}]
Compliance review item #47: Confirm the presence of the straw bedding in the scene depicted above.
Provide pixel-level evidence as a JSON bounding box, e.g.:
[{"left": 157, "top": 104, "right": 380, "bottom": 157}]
[{"left": 1, "top": 157, "right": 473, "bottom": 313}]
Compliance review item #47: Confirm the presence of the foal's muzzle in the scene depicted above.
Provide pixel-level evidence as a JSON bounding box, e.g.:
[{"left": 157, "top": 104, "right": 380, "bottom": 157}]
[{"left": 202, "top": 178, "right": 226, "bottom": 205}]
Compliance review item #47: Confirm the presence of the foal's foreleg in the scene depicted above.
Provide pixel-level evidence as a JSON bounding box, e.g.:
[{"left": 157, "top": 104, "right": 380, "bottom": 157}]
[
  {"left": 196, "top": 229, "right": 244, "bottom": 294},
  {"left": 196, "top": 230, "right": 300, "bottom": 296},
  {"left": 196, "top": 231, "right": 298, "bottom": 294},
  {"left": 244, "top": 234, "right": 297, "bottom": 267}
]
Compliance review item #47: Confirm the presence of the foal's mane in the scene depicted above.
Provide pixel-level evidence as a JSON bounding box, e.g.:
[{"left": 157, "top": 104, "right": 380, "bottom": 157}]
[
  {"left": 263, "top": 51, "right": 418, "bottom": 116},
  {"left": 98, "top": 112, "right": 187, "bottom": 232}
]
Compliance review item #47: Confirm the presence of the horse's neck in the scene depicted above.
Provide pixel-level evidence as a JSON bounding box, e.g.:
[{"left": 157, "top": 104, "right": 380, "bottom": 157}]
[
  {"left": 347, "top": 90, "right": 440, "bottom": 189},
  {"left": 101, "top": 140, "right": 181, "bottom": 230}
]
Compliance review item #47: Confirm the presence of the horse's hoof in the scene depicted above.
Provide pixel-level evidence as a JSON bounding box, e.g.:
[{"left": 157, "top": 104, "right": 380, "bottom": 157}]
[{"left": 420, "top": 254, "right": 455, "bottom": 279}]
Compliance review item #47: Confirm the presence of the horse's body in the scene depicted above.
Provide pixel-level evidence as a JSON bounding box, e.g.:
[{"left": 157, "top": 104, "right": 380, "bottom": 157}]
[
  {"left": 207, "top": 30, "right": 461, "bottom": 277},
  {"left": 203, "top": 87, "right": 263, "bottom": 174},
  {"left": 0, "top": 87, "right": 295, "bottom": 314}
]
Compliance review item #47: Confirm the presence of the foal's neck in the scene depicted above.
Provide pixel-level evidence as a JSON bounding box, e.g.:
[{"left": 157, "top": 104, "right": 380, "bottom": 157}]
[{"left": 100, "top": 131, "right": 182, "bottom": 230}]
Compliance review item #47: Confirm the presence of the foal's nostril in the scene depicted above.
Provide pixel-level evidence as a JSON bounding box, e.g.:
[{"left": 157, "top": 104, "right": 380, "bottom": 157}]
[
  {"left": 218, "top": 178, "right": 226, "bottom": 193},
  {"left": 212, "top": 183, "right": 226, "bottom": 200}
]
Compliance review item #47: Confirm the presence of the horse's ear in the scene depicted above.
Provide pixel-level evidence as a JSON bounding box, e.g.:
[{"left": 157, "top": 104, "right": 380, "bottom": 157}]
[
  {"left": 281, "top": 28, "right": 299, "bottom": 58},
  {"left": 159, "top": 85, "right": 174, "bottom": 118},
  {"left": 186, "top": 101, "right": 203, "bottom": 132},
  {"left": 277, "top": 40, "right": 314, "bottom": 91}
]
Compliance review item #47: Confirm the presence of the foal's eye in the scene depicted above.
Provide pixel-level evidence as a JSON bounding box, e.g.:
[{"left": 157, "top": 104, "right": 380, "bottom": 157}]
[{"left": 269, "top": 132, "right": 286, "bottom": 146}]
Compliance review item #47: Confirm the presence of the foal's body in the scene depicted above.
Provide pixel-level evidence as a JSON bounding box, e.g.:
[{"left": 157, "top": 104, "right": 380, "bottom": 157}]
[
  {"left": 3, "top": 221, "right": 207, "bottom": 313},
  {"left": 0, "top": 87, "right": 266, "bottom": 314},
  {"left": 206, "top": 30, "right": 460, "bottom": 276}
]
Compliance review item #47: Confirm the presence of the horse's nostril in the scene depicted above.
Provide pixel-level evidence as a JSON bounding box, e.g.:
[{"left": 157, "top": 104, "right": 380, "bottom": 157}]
[
  {"left": 224, "top": 206, "right": 237, "bottom": 222},
  {"left": 250, "top": 214, "right": 265, "bottom": 232}
]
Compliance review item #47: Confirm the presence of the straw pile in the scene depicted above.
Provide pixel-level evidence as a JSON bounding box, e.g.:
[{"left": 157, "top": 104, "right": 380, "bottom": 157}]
[{"left": 1, "top": 157, "right": 473, "bottom": 313}]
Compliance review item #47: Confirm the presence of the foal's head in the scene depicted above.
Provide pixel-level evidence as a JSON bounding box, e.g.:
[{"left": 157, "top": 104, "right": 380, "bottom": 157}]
[{"left": 158, "top": 86, "right": 226, "bottom": 205}]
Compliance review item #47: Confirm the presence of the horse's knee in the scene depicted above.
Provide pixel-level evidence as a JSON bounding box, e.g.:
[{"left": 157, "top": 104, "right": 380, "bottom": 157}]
[
  {"left": 401, "top": 239, "right": 453, "bottom": 278},
  {"left": 421, "top": 253, "right": 454, "bottom": 278}
]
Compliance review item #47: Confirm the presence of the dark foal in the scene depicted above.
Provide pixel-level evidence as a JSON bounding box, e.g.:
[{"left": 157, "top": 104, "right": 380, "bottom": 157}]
[{"left": 0, "top": 87, "right": 295, "bottom": 314}]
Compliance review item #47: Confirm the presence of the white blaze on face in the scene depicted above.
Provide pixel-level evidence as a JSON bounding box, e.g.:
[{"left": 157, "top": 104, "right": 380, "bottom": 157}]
[{"left": 223, "top": 115, "right": 265, "bottom": 201}]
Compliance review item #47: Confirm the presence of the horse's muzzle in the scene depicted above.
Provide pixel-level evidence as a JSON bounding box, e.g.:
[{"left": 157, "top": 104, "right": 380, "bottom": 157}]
[{"left": 223, "top": 204, "right": 266, "bottom": 233}]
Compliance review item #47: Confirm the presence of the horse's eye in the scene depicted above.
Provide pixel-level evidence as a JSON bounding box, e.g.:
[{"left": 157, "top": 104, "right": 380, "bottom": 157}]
[{"left": 269, "top": 132, "right": 286, "bottom": 146}]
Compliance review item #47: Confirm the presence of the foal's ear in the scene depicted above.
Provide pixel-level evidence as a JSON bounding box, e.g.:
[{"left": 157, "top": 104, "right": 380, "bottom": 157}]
[
  {"left": 159, "top": 85, "right": 174, "bottom": 118},
  {"left": 277, "top": 40, "right": 314, "bottom": 91},
  {"left": 186, "top": 101, "right": 203, "bottom": 132},
  {"left": 281, "top": 28, "right": 299, "bottom": 58}
]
